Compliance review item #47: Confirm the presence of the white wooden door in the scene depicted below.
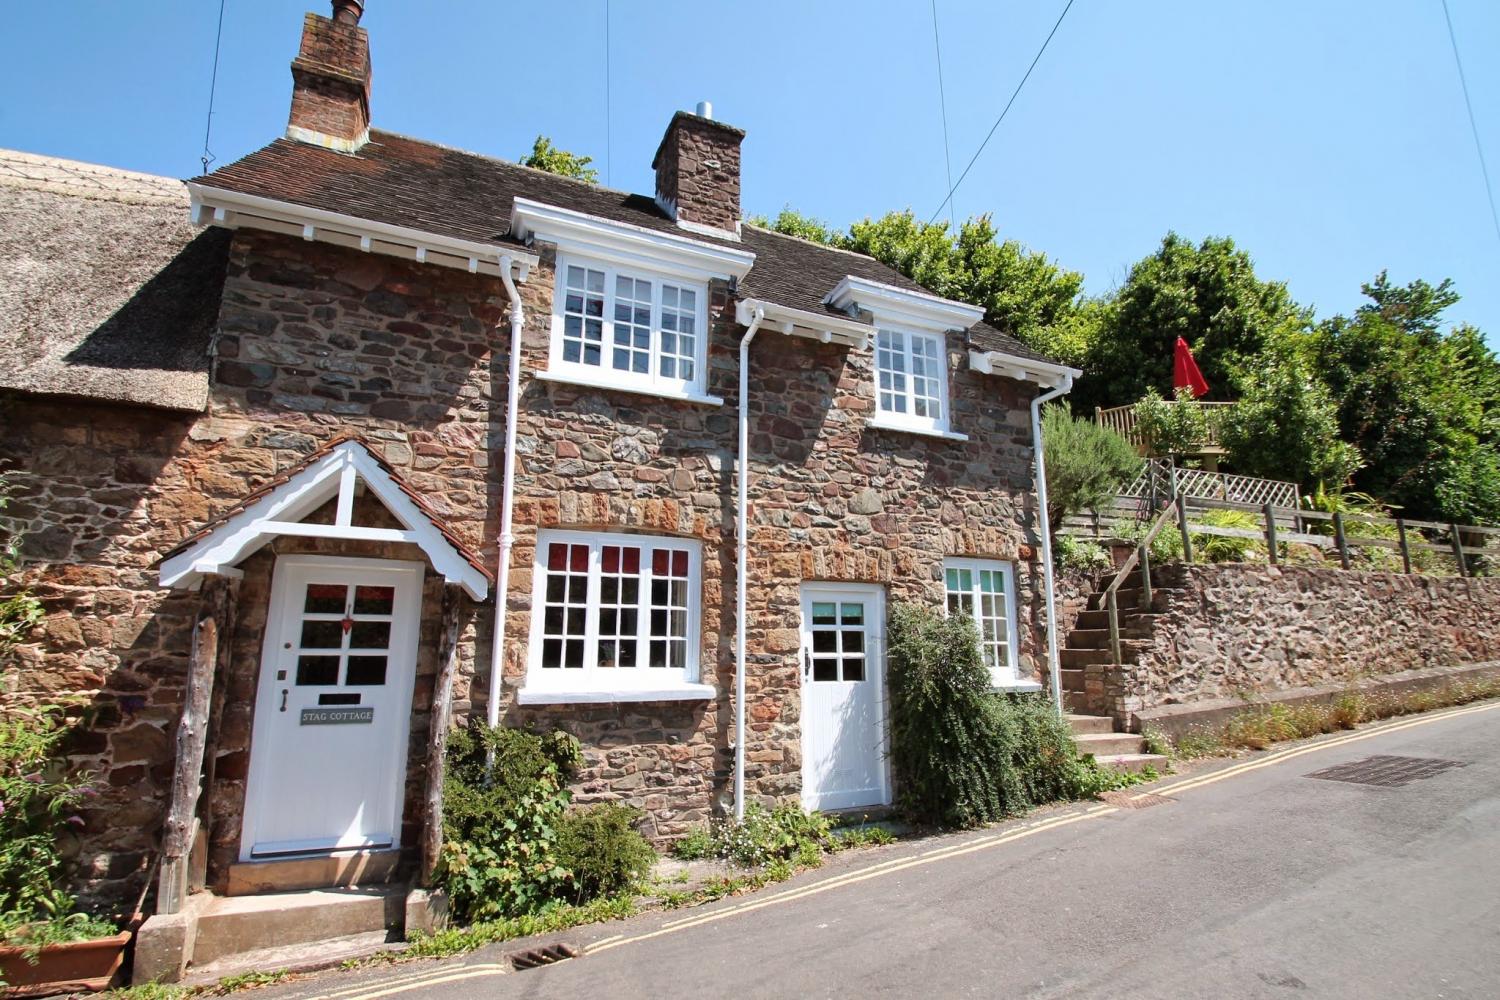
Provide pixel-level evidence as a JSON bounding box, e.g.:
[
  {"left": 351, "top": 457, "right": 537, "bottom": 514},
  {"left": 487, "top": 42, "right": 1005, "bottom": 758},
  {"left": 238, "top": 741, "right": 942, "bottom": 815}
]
[
  {"left": 799, "top": 584, "right": 890, "bottom": 812},
  {"left": 241, "top": 556, "right": 423, "bottom": 860}
]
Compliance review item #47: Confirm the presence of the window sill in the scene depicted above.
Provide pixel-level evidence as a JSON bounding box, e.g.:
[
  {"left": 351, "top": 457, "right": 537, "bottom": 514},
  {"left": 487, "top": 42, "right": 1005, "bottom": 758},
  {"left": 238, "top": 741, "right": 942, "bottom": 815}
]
[
  {"left": 992, "top": 679, "right": 1044, "bottom": 694},
  {"left": 534, "top": 370, "right": 725, "bottom": 407},
  {"left": 866, "top": 416, "right": 969, "bottom": 442},
  {"left": 516, "top": 683, "right": 717, "bottom": 706}
]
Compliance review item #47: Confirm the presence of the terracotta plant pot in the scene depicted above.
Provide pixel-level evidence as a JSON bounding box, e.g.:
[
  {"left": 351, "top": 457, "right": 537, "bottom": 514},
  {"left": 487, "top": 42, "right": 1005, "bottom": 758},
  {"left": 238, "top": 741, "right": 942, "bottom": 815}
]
[{"left": 0, "top": 929, "right": 131, "bottom": 997}]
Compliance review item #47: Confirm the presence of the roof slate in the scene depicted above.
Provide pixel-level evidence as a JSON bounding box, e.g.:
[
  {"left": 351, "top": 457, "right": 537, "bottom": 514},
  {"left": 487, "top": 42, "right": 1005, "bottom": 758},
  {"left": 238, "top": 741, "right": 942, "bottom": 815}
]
[
  {"left": 0, "top": 149, "right": 229, "bottom": 412},
  {"left": 194, "top": 130, "right": 1052, "bottom": 364}
]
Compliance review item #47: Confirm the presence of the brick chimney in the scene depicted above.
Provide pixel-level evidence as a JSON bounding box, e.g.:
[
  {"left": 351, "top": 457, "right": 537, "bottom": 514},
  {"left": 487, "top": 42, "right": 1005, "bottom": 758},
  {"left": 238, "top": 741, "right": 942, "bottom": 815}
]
[
  {"left": 286, "top": 1, "right": 372, "bottom": 153},
  {"left": 651, "top": 104, "right": 745, "bottom": 237}
]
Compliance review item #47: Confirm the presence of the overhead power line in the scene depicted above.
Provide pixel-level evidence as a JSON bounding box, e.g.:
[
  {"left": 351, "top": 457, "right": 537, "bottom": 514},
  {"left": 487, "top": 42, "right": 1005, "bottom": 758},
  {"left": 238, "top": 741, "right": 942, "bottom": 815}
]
[
  {"left": 931, "top": 0, "right": 956, "bottom": 230},
  {"left": 200, "top": 0, "right": 228, "bottom": 175},
  {"left": 1440, "top": 0, "right": 1500, "bottom": 251},
  {"left": 927, "top": 0, "right": 1076, "bottom": 225}
]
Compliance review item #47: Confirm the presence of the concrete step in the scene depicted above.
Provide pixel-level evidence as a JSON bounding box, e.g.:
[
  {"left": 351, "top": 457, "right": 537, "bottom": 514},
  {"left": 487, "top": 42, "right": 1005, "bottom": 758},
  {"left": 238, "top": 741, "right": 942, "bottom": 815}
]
[
  {"left": 226, "top": 849, "right": 402, "bottom": 896},
  {"left": 1061, "top": 691, "right": 1090, "bottom": 713},
  {"left": 1060, "top": 668, "right": 1085, "bottom": 692},
  {"left": 184, "top": 929, "right": 401, "bottom": 987},
  {"left": 1060, "top": 647, "right": 1113, "bottom": 668},
  {"left": 191, "top": 885, "right": 405, "bottom": 968},
  {"left": 1065, "top": 714, "right": 1115, "bottom": 736},
  {"left": 1093, "top": 752, "right": 1169, "bottom": 775},
  {"left": 1073, "top": 731, "right": 1148, "bottom": 756}
]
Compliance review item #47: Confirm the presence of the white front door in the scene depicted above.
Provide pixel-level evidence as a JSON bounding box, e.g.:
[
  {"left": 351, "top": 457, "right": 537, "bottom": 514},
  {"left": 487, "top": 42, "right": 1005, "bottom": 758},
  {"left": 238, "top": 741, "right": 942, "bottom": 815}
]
[
  {"left": 799, "top": 584, "right": 890, "bottom": 812},
  {"left": 241, "top": 556, "right": 424, "bottom": 860}
]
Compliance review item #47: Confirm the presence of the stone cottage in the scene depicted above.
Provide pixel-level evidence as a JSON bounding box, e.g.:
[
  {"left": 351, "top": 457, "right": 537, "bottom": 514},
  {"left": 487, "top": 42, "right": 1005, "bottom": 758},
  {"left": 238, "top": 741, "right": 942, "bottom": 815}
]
[{"left": 0, "top": 0, "right": 1076, "bottom": 970}]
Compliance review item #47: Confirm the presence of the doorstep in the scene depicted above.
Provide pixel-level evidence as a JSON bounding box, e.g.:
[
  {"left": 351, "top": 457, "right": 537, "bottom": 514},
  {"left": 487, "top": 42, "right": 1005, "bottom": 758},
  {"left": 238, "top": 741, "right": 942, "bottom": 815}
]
[{"left": 226, "top": 848, "right": 404, "bottom": 896}]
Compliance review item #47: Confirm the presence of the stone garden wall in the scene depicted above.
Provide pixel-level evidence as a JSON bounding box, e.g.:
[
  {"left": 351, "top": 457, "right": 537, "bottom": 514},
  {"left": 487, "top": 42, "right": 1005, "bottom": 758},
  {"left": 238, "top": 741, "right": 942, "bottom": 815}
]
[{"left": 1114, "top": 563, "right": 1500, "bottom": 722}]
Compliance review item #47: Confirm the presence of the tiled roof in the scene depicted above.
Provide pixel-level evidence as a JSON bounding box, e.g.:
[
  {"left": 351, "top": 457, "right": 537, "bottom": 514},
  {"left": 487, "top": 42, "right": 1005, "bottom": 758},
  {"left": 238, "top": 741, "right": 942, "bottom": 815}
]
[
  {"left": 159, "top": 433, "right": 493, "bottom": 585},
  {"left": 194, "top": 130, "right": 1053, "bottom": 364}
]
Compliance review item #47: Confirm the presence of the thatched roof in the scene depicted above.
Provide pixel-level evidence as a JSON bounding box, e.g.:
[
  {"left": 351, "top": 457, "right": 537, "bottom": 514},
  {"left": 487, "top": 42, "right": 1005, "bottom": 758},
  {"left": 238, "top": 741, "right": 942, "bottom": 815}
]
[{"left": 0, "top": 149, "right": 228, "bottom": 412}]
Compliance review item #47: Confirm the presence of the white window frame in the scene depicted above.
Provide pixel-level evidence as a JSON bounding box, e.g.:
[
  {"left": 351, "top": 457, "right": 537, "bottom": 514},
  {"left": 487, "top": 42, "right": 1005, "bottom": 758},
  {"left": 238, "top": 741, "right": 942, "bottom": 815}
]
[
  {"left": 520, "top": 529, "right": 713, "bottom": 704},
  {"left": 546, "top": 252, "right": 712, "bottom": 402},
  {"left": 874, "top": 327, "right": 951, "bottom": 433},
  {"left": 942, "top": 557, "right": 1021, "bottom": 689}
]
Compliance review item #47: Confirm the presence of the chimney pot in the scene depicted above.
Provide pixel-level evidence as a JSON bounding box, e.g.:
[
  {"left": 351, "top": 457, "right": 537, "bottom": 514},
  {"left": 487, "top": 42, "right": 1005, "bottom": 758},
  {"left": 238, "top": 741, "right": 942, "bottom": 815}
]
[
  {"left": 331, "top": 0, "right": 363, "bottom": 24},
  {"left": 696, "top": 100, "right": 713, "bottom": 120}
]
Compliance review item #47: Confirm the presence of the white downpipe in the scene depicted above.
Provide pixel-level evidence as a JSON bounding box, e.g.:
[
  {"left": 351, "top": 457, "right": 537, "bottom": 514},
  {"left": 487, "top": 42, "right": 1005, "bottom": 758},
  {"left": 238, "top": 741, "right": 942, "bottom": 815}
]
[
  {"left": 734, "top": 305, "right": 766, "bottom": 821},
  {"left": 1030, "top": 374, "right": 1075, "bottom": 713},
  {"left": 488, "top": 254, "right": 524, "bottom": 729}
]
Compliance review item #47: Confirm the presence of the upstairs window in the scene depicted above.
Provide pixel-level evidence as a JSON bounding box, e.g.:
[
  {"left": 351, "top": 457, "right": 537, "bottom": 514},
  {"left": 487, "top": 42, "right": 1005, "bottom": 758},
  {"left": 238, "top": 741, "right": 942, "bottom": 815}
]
[
  {"left": 875, "top": 328, "right": 949, "bottom": 432},
  {"left": 943, "top": 558, "right": 1019, "bottom": 687},
  {"left": 550, "top": 255, "right": 708, "bottom": 397}
]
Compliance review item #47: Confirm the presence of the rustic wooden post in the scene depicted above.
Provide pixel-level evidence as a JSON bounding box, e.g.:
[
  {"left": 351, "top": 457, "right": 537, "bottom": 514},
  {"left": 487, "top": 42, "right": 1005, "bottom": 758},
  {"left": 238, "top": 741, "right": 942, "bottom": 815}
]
[
  {"left": 1176, "top": 493, "right": 1194, "bottom": 563},
  {"left": 1138, "top": 544, "right": 1152, "bottom": 610},
  {"left": 422, "top": 588, "right": 464, "bottom": 886},
  {"left": 1106, "top": 589, "right": 1122, "bottom": 665},
  {"left": 1450, "top": 524, "right": 1469, "bottom": 578},
  {"left": 1333, "top": 513, "right": 1351, "bottom": 570},
  {"left": 1264, "top": 502, "right": 1279, "bottom": 565},
  {"left": 1396, "top": 518, "right": 1412, "bottom": 574},
  {"left": 156, "top": 608, "right": 218, "bottom": 915}
]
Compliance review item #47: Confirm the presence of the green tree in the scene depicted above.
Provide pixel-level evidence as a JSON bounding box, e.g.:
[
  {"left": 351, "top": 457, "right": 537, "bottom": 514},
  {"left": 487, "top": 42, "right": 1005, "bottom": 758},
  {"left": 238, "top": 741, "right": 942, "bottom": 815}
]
[
  {"left": 520, "top": 136, "right": 598, "bottom": 184},
  {"left": 1077, "top": 233, "right": 1310, "bottom": 412},
  {"left": 1218, "top": 337, "right": 1361, "bottom": 491},
  {"left": 1041, "top": 405, "right": 1142, "bottom": 531},
  {"left": 1132, "top": 386, "right": 1211, "bottom": 464},
  {"left": 1308, "top": 273, "right": 1500, "bottom": 523},
  {"left": 746, "top": 207, "right": 848, "bottom": 248}
]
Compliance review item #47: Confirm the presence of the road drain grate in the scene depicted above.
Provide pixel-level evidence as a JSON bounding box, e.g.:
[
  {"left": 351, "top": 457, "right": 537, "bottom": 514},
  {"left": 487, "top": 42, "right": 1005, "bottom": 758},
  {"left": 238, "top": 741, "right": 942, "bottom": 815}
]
[
  {"left": 1100, "top": 790, "right": 1174, "bottom": 809},
  {"left": 1305, "top": 754, "right": 1467, "bottom": 787},
  {"left": 511, "top": 943, "right": 579, "bottom": 970}
]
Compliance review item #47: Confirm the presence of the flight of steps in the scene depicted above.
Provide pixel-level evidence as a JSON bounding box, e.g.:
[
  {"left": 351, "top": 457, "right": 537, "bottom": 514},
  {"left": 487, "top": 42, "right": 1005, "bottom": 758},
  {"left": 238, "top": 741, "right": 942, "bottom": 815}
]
[{"left": 1059, "top": 566, "right": 1170, "bottom": 773}]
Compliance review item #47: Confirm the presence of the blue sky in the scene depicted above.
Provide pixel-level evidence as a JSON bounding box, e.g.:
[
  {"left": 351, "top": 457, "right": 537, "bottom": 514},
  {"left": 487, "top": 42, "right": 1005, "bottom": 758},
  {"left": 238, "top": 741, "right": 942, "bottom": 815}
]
[{"left": 4, "top": 1, "right": 1498, "bottom": 338}]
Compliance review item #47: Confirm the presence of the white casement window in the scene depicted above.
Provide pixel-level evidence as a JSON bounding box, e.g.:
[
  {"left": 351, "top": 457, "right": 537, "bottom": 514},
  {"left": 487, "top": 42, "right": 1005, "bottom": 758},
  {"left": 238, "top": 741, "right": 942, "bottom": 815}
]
[
  {"left": 525, "top": 530, "right": 704, "bottom": 696},
  {"left": 550, "top": 254, "right": 709, "bottom": 398},
  {"left": 943, "top": 558, "right": 1019, "bottom": 687},
  {"left": 875, "top": 328, "right": 949, "bottom": 432}
]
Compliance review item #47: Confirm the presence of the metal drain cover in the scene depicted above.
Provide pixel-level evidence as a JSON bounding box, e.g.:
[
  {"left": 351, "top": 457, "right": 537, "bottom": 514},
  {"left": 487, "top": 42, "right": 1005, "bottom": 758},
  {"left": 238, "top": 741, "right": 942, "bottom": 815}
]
[
  {"left": 1305, "top": 755, "right": 1467, "bottom": 787},
  {"left": 511, "top": 943, "right": 579, "bottom": 970}
]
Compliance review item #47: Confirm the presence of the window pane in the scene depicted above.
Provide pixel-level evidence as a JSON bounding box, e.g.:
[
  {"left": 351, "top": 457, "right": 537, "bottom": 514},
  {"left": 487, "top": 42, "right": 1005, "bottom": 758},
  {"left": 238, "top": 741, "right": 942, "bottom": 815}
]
[
  {"left": 349, "top": 620, "right": 390, "bottom": 649},
  {"left": 812, "top": 630, "right": 837, "bottom": 653},
  {"left": 346, "top": 655, "right": 387, "bottom": 686},
  {"left": 561, "top": 266, "right": 606, "bottom": 368},
  {"left": 353, "top": 586, "right": 395, "bottom": 615},
  {"left": 811, "top": 602, "right": 836, "bottom": 625},
  {"left": 842, "top": 658, "right": 865, "bottom": 682},
  {"left": 303, "top": 584, "right": 347, "bottom": 615},
  {"left": 813, "top": 659, "right": 838, "bottom": 682},
  {"left": 299, "top": 619, "right": 344, "bottom": 650},
  {"left": 659, "top": 283, "right": 697, "bottom": 384},
  {"left": 611, "top": 274, "right": 653, "bottom": 375},
  {"left": 296, "top": 655, "right": 339, "bottom": 686},
  {"left": 840, "top": 603, "right": 863, "bottom": 625}
]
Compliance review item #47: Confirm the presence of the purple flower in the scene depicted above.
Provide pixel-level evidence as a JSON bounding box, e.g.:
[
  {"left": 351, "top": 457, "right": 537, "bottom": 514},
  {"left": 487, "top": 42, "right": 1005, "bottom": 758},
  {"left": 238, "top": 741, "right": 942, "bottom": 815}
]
[{"left": 65, "top": 815, "right": 85, "bottom": 828}]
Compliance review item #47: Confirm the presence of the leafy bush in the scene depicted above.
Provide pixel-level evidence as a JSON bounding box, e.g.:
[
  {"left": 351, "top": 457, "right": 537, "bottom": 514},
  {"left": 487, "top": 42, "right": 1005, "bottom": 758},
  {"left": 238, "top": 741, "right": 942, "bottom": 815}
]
[
  {"left": 1053, "top": 534, "right": 1112, "bottom": 573},
  {"left": 1133, "top": 386, "right": 1210, "bottom": 460},
  {"left": 1041, "top": 405, "right": 1142, "bottom": 532},
  {"left": 676, "top": 804, "right": 833, "bottom": 870},
  {"left": 669, "top": 827, "right": 716, "bottom": 862},
  {"left": 886, "top": 602, "right": 1138, "bottom": 828},
  {"left": 554, "top": 804, "right": 656, "bottom": 903},
  {"left": 436, "top": 725, "right": 580, "bottom": 923},
  {"left": 0, "top": 704, "right": 115, "bottom": 949},
  {"left": 1111, "top": 518, "right": 1184, "bottom": 564},
  {"left": 1191, "top": 508, "right": 1264, "bottom": 563}
]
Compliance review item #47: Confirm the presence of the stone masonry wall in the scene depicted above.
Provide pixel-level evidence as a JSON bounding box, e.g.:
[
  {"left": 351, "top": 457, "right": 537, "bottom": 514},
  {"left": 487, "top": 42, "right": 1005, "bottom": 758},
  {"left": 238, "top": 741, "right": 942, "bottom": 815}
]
[
  {"left": 3, "top": 225, "right": 1051, "bottom": 908},
  {"left": 1112, "top": 563, "right": 1500, "bottom": 721}
]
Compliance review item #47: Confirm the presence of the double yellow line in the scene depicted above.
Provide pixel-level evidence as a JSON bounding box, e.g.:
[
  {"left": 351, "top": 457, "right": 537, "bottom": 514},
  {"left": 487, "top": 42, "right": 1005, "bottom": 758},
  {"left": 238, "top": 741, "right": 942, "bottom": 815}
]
[{"left": 307, "top": 698, "right": 1499, "bottom": 999}]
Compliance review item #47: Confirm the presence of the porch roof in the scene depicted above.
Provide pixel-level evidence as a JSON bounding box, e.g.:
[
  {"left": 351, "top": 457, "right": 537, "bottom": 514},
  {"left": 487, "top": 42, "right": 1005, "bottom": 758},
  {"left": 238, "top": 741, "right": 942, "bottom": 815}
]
[{"left": 158, "top": 435, "right": 492, "bottom": 599}]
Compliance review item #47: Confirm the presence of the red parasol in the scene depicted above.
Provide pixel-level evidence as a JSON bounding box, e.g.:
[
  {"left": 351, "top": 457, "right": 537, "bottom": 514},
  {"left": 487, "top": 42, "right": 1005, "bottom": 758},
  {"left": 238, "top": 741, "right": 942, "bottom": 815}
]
[{"left": 1173, "top": 337, "right": 1210, "bottom": 398}]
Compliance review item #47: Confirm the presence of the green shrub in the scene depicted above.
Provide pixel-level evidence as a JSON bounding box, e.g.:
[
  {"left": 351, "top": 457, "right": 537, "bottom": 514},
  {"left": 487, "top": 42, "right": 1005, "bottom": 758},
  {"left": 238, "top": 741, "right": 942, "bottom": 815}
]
[
  {"left": 435, "top": 725, "right": 579, "bottom": 923},
  {"left": 0, "top": 704, "right": 116, "bottom": 950},
  {"left": 1111, "top": 518, "right": 1184, "bottom": 564},
  {"left": 1041, "top": 405, "right": 1143, "bottom": 532},
  {"left": 554, "top": 804, "right": 656, "bottom": 903},
  {"left": 670, "top": 827, "right": 716, "bottom": 861},
  {"left": 1191, "top": 508, "right": 1265, "bottom": 563},
  {"left": 1054, "top": 534, "right": 1112, "bottom": 573},
  {"left": 701, "top": 804, "right": 833, "bottom": 869}
]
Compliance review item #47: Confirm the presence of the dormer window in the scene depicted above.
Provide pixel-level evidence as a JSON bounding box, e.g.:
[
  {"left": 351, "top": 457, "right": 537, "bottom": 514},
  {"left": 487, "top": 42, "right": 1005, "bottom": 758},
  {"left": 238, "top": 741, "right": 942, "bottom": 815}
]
[
  {"left": 875, "top": 328, "right": 948, "bottom": 432},
  {"left": 551, "top": 254, "right": 709, "bottom": 397}
]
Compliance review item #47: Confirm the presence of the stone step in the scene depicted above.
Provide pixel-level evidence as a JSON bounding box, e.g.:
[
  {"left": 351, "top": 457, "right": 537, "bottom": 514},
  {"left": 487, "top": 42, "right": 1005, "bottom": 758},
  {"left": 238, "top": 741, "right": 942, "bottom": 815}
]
[
  {"left": 1073, "top": 731, "right": 1148, "bottom": 756},
  {"left": 1061, "top": 691, "right": 1090, "bottom": 713},
  {"left": 1065, "top": 714, "right": 1115, "bottom": 736},
  {"left": 1073, "top": 608, "right": 1167, "bottom": 631},
  {"left": 1065, "top": 628, "right": 1152, "bottom": 651},
  {"left": 1060, "top": 647, "right": 1114, "bottom": 669},
  {"left": 1059, "top": 668, "right": 1086, "bottom": 693},
  {"left": 191, "top": 885, "right": 405, "bottom": 968},
  {"left": 1093, "top": 752, "right": 1169, "bottom": 775},
  {"left": 184, "top": 929, "right": 401, "bottom": 987},
  {"left": 1087, "top": 588, "right": 1152, "bottom": 611}
]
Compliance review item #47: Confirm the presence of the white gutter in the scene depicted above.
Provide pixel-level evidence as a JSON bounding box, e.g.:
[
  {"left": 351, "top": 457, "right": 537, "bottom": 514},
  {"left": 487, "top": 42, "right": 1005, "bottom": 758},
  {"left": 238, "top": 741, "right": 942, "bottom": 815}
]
[
  {"left": 1030, "top": 374, "right": 1075, "bottom": 713},
  {"left": 488, "top": 254, "right": 525, "bottom": 729},
  {"left": 734, "top": 305, "right": 766, "bottom": 821}
]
